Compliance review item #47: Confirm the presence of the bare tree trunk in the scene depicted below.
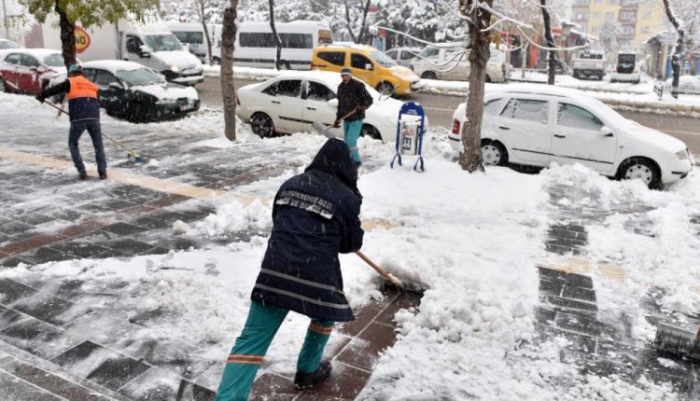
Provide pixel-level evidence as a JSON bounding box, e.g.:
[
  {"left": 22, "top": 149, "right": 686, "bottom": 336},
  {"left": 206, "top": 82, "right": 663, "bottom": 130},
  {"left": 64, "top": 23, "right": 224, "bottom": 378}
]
[
  {"left": 221, "top": 0, "right": 238, "bottom": 141},
  {"left": 540, "top": 0, "right": 556, "bottom": 85},
  {"left": 459, "top": 0, "right": 493, "bottom": 173},
  {"left": 344, "top": 0, "right": 370, "bottom": 44},
  {"left": 269, "top": 0, "right": 283, "bottom": 69},
  {"left": 521, "top": 41, "right": 528, "bottom": 79},
  {"left": 662, "top": 0, "right": 684, "bottom": 99},
  {"left": 197, "top": 0, "right": 213, "bottom": 65},
  {"left": 55, "top": 2, "right": 76, "bottom": 68}
]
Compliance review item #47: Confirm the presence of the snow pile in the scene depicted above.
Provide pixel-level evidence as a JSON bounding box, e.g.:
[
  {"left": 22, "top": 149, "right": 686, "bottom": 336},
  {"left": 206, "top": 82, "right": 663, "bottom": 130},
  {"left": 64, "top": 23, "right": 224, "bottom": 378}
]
[{"left": 192, "top": 199, "right": 271, "bottom": 238}]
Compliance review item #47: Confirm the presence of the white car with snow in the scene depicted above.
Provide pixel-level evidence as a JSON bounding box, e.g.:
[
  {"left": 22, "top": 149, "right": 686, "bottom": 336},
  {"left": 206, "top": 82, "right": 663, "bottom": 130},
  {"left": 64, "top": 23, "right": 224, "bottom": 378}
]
[
  {"left": 236, "top": 71, "right": 427, "bottom": 142},
  {"left": 49, "top": 60, "right": 199, "bottom": 123},
  {"left": 410, "top": 43, "right": 510, "bottom": 83},
  {"left": 662, "top": 75, "right": 700, "bottom": 96},
  {"left": 449, "top": 84, "right": 693, "bottom": 188}
]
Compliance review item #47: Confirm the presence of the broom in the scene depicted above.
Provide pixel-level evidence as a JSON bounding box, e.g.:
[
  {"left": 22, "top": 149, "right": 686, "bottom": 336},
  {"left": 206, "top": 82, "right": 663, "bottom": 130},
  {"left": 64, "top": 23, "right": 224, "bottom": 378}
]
[{"left": 43, "top": 101, "right": 144, "bottom": 164}]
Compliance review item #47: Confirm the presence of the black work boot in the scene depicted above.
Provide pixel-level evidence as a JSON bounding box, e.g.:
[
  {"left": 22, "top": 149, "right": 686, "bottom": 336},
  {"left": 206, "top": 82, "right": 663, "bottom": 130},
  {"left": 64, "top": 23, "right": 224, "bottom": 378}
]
[
  {"left": 79, "top": 170, "right": 88, "bottom": 180},
  {"left": 99, "top": 171, "right": 108, "bottom": 180},
  {"left": 293, "top": 361, "right": 331, "bottom": 390}
]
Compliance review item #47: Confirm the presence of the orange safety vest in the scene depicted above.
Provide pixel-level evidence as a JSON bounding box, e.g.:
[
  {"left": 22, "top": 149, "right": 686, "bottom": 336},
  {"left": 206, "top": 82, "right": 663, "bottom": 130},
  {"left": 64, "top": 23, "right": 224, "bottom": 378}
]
[{"left": 66, "top": 76, "right": 98, "bottom": 100}]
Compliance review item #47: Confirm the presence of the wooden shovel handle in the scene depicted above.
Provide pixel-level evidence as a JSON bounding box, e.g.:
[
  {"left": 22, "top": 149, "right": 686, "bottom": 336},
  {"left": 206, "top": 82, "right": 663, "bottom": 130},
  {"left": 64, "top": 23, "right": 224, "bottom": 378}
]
[{"left": 355, "top": 250, "right": 404, "bottom": 288}]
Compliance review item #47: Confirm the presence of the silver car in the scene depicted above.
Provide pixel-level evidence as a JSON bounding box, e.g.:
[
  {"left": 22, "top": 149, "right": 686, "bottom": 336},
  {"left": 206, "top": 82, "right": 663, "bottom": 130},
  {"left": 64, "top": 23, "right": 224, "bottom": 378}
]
[{"left": 385, "top": 47, "right": 421, "bottom": 69}]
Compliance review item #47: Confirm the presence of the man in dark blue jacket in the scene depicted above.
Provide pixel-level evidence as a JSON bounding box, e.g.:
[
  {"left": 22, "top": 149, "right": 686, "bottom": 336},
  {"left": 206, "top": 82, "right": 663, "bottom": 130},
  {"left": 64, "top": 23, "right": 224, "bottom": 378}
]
[
  {"left": 333, "top": 67, "right": 373, "bottom": 167},
  {"left": 37, "top": 64, "right": 107, "bottom": 180},
  {"left": 216, "top": 138, "right": 364, "bottom": 400}
]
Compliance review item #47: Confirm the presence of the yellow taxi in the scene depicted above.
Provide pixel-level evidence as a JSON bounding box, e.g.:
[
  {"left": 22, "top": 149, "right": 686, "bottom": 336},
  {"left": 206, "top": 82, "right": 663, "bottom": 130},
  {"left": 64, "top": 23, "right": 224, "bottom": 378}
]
[{"left": 311, "top": 44, "right": 421, "bottom": 96}]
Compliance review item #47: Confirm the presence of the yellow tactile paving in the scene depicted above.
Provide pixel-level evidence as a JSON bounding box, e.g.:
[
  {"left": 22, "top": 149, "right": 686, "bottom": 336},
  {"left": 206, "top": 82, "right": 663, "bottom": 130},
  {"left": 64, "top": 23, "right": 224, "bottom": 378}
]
[
  {"left": 538, "top": 256, "right": 626, "bottom": 283},
  {"left": 0, "top": 146, "right": 395, "bottom": 231}
]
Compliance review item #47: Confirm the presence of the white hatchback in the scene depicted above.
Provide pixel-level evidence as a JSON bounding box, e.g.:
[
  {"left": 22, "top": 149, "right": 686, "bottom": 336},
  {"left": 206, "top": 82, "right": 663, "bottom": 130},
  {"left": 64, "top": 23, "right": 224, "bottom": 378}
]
[
  {"left": 449, "top": 84, "right": 693, "bottom": 188},
  {"left": 236, "top": 71, "right": 427, "bottom": 142}
]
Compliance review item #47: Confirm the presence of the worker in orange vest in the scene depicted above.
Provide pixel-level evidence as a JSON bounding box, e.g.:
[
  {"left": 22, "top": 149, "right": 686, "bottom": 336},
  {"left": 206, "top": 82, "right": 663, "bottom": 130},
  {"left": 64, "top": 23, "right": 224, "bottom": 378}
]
[{"left": 37, "top": 64, "right": 107, "bottom": 180}]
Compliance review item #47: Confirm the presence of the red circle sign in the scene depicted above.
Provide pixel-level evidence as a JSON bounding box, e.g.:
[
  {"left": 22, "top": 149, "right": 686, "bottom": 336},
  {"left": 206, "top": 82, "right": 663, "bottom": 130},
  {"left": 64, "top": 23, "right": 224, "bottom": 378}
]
[{"left": 75, "top": 26, "right": 91, "bottom": 54}]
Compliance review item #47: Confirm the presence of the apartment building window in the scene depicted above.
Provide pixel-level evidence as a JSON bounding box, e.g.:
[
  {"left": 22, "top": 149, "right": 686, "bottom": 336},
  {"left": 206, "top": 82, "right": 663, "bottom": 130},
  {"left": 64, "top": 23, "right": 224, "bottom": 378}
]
[
  {"left": 593, "top": 12, "right": 601, "bottom": 19},
  {"left": 641, "top": 26, "right": 650, "bottom": 33},
  {"left": 592, "top": 25, "right": 601, "bottom": 33},
  {"left": 574, "top": 0, "right": 589, "bottom": 5},
  {"left": 594, "top": 0, "right": 602, "bottom": 4},
  {"left": 608, "top": 0, "right": 616, "bottom": 4},
  {"left": 606, "top": 11, "right": 614, "bottom": 21},
  {"left": 575, "top": 12, "right": 589, "bottom": 21}
]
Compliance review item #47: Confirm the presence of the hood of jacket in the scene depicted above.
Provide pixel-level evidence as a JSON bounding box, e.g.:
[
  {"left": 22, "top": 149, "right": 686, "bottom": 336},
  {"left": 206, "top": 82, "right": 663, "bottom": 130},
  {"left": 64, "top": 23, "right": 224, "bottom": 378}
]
[{"left": 305, "top": 138, "right": 360, "bottom": 196}]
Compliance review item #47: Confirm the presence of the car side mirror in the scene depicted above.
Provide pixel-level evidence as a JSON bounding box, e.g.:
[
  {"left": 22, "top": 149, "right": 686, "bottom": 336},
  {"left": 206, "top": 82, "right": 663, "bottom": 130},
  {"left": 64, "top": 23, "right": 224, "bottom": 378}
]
[
  {"left": 601, "top": 127, "right": 614, "bottom": 137},
  {"left": 139, "top": 45, "right": 152, "bottom": 59},
  {"left": 328, "top": 98, "right": 338, "bottom": 108},
  {"left": 109, "top": 82, "right": 125, "bottom": 91},
  {"left": 365, "top": 63, "right": 373, "bottom": 71}
]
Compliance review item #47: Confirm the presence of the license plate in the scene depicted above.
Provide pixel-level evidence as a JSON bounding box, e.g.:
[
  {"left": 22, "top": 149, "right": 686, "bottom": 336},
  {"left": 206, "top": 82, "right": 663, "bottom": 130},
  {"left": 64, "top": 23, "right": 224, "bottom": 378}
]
[{"left": 179, "top": 102, "right": 195, "bottom": 112}]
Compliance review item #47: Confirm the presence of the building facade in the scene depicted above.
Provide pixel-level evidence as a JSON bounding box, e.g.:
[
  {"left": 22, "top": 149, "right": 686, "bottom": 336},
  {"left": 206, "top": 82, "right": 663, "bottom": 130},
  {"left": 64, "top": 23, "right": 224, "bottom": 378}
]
[{"left": 570, "top": 0, "right": 665, "bottom": 49}]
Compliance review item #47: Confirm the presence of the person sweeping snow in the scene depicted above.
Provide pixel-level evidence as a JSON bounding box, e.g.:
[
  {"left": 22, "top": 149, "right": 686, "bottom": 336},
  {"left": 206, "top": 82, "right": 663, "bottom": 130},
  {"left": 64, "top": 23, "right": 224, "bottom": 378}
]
[
  {"left": 333, "top": 67, "right": 373, "bottom": 167},
  {"left": 215, "top": 138, "right": 364, "bottom": 400},
  {"left": 36, "top": 64, "right": 107, "bottom": 180}
]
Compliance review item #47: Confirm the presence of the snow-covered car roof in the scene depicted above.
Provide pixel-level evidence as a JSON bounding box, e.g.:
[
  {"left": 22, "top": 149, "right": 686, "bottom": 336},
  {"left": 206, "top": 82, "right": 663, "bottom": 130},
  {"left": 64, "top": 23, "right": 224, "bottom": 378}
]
[
  {"left": 0, "top": 39, "right": 21, "bottom": 49},
  {"left": 485, "top": 84, "right": 628, "bottom": 125},
  {"left": 0, "top": 48, "right": 61, "bottom": 60},
  {"left": 81, "top": 60, "right": 145, "bottom": 74}
]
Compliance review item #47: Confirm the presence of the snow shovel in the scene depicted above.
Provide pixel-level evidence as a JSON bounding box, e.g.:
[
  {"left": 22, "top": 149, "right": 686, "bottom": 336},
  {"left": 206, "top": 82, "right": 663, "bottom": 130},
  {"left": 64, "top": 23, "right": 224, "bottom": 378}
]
[
  {"left": 43, "top": 101, "right": 144, "bottom": 164},
  {"left": 355, "top": 250, "right": 425, "bottom": 294},
  {"left": 311, "top": 107, "right": 359, "bottom": 138}
]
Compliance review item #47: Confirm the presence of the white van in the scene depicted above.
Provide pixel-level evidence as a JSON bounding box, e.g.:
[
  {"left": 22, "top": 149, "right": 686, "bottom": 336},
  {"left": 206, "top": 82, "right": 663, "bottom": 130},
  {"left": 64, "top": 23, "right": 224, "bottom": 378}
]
[
  {"left": 166, "top": 22, "right": 208, "bottom": 64},
  {"left": 209, "top": 21, "right": 332, "bottom": 69},
  {"left": 32, "top": 14, "right": 204, "bottom": 86}
]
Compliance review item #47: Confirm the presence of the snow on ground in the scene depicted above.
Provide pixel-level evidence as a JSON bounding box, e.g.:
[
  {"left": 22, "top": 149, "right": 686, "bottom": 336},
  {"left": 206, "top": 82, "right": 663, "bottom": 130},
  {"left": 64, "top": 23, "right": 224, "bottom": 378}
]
[{"left": 2, "top": 93, "right": 697, "bottom": 399}]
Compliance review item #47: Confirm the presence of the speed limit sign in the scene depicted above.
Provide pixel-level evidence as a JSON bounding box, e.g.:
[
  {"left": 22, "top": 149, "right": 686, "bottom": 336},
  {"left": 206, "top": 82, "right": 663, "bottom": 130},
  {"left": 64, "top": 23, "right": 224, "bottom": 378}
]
[{"left": 74, "top": 26, "right": 91, "bottom": 54}]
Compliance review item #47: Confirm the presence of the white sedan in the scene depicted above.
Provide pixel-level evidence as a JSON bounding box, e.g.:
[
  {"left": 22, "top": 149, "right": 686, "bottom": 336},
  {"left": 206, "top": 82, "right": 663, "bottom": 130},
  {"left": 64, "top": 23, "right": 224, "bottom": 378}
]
[
  {"left": 236, "top": 71, "right": 427, "bottom": 142},
  {"left": 449, "top": 84, "right": 693, "bottom": 188},
  {"left": 663, "top": 75, "right": 700, "bottom": 96}
]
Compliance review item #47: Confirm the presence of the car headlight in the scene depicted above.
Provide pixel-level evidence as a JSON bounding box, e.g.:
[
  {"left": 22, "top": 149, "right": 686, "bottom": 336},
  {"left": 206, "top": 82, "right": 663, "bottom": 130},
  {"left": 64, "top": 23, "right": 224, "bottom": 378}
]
[
  {"left": 169, "top": 65, "right": 180, "bottom": 73},
  {"left": 676, "top": 149, "right": 689, "bottom": 160}
]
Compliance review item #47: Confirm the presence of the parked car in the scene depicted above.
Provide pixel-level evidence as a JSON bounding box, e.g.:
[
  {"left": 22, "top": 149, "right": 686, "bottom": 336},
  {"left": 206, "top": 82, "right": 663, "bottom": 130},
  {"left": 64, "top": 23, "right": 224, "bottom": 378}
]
[
  {"left": 0, "top": 48, "right": 67, "bottom": 94},
  {"left": 0, "top": 39, "right": 21, "bottom": 50},
  {"left": 311, "top": 44, "right": 421, "bottom": 96},
  {"left": 410, "top": 43, "right": 510, "bottom": 83},
  {"left": 662, "top": 75, "right": 700, "bottom": 96},
  {"left": 385, "top": 47, "right": 421, "bottom": 68},
  {"left": 610, "top": 51, "right": 641, "bottom": 84},
  {"left": 236, "top": 71, "right": 427, "bottom": 142},
  {"left": 572, "top": 49, "right": 606, "bottom": 81},
  {"left": 48, "top": 60, "right": 199, "bottom": 123},
  {"left": 448, "top": 84, "right": 692, "bottom": 188}
]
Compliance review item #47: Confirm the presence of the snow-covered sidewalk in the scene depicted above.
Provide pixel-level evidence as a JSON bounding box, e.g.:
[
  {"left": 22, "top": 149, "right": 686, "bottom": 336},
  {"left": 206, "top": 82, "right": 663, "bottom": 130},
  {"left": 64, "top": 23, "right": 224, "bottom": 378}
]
[{"left": 1, "top": 94, "right": 699, "bottom": 399}]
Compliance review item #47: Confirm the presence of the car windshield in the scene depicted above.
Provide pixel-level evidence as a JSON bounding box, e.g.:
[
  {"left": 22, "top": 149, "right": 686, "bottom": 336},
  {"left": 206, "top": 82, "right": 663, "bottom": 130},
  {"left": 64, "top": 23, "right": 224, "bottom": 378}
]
[
  {"left": 370, "top": 51, "right": 397, "bottom": 67},
  {"left": 419, "top": 46, "right": 439, "bottom": 58},
  {"left": 584, "top": 96, "right": 630, "bottom": 128},
  {"left": 173, "top": 31, "right": 203, "bottom": 44},
  {"left": 116, "top": 68, "right": 162, "bottom": 86},
  {"left": 0, "top": 40, "right": 20, "bottom": 49},
  {"left": 43, "top": 54, "right": 65, "bottom": 67},
  {"left": 144, "top": 34, "right": 183, "bottom": 52}
]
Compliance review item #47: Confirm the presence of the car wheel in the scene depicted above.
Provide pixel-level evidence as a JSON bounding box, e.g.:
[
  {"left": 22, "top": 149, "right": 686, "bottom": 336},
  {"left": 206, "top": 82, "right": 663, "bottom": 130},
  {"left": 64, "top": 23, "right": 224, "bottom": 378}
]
[
  {"left": 211, "top": 57, "right": 220, "bottom": 66},
  {"left": 617, "top": 157, "right": 660, "bottom": 189},
  {"left": 485, "top": 75, "right": 492, "bottom": 83},
  {"left": 421, "top": 71, "right": 437, "bottom": 80},
  {"left": 0, "top": 77, "right": 6, "bottom": 93},
  {"left": 361, "top": 124, "right": 382, "bottom": 141},
  {"left": 277, "top": 60, "right": 291, "bottom": 70},
  {"left": 251, "top": 112, "right": 275, "bottom": 138},
  {"left": 376, "top": 81, "right": 394, "bottom": 96},
  {"left": 481, "top": 140, "right": 508, "bottom": 166}
]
